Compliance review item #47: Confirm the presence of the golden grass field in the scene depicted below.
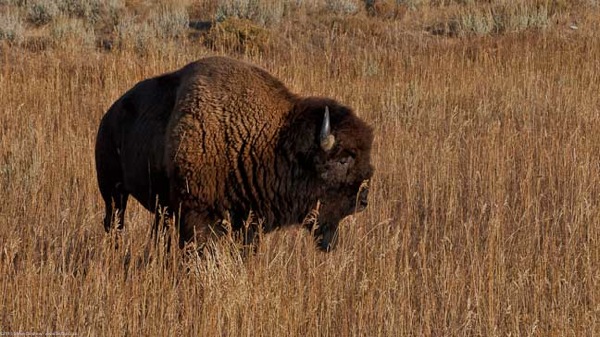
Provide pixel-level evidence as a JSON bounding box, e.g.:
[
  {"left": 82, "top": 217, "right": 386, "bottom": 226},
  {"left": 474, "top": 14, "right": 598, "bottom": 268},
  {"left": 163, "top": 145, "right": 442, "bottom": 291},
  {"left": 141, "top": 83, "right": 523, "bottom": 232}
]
[{"left": 1, "top": 0, "right": 599, "bottom": 335}]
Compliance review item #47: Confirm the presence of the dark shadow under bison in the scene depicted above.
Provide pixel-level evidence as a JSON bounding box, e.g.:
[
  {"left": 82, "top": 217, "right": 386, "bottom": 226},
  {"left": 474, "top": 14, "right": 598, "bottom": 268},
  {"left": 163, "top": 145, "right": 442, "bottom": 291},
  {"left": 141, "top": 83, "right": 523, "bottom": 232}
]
[{"left": 95, "top": 56, "right": 374, "bottom": 252}]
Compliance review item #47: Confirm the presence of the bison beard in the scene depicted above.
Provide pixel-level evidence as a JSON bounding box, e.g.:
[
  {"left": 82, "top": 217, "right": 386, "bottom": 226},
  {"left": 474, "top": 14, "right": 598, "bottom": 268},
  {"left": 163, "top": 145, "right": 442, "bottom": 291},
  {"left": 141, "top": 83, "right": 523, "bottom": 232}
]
[{"left": 95, "top": 56, "right": 374, "bottom": 253}]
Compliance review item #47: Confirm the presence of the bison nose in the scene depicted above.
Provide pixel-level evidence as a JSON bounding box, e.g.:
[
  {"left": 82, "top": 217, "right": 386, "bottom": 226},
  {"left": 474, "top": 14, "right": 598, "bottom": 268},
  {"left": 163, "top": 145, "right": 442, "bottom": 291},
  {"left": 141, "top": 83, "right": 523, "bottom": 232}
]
[{"left": 356, "top": 186, "right": 369, "bottom": 211}]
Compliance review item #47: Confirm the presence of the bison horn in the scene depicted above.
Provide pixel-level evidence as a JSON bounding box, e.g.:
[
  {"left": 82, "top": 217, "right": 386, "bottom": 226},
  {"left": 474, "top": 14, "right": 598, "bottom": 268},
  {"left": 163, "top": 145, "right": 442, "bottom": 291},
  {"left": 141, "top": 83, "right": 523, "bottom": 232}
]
[{"left": 320, "top": 107, "right": 335, "bottom": 151}]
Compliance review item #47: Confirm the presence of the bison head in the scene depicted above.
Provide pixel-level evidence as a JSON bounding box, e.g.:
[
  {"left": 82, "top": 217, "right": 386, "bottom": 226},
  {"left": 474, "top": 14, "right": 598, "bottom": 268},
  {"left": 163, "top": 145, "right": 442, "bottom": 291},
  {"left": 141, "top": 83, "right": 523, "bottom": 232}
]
[{"left": 289, "top": 98, "right": 374, "bottom": 251}]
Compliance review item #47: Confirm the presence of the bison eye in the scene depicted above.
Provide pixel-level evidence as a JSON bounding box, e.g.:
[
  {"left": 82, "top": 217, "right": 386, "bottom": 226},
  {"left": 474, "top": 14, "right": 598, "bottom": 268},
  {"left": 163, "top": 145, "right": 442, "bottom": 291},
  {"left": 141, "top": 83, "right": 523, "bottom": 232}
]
[{"left": 343, "top": 149, "right": 357, "bottom": 159}]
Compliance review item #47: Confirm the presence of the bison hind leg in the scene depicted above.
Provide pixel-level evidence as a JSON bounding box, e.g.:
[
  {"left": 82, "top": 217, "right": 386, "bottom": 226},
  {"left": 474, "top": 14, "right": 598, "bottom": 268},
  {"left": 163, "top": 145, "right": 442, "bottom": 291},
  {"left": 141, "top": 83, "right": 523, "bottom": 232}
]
[{"left": 101, "top": 182, "right": 129, "bottom": 232}]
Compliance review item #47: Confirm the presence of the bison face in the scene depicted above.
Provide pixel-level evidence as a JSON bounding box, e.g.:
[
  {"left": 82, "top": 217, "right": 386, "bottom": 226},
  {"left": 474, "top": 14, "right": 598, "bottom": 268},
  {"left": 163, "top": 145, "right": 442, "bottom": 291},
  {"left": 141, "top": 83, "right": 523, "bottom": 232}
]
[
  {"left": 312, "top": 107, "right": 374, "bottom": 251},
  {"left": 314, "top": 180, "right": 371, "bottom": 251}
]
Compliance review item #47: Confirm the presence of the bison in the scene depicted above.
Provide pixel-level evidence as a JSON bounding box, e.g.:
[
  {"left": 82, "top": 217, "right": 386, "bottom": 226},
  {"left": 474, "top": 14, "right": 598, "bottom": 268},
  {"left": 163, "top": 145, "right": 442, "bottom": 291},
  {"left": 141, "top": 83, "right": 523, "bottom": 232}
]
[{"left": 95, "top": 56, "right": 374, "bottom": 251}]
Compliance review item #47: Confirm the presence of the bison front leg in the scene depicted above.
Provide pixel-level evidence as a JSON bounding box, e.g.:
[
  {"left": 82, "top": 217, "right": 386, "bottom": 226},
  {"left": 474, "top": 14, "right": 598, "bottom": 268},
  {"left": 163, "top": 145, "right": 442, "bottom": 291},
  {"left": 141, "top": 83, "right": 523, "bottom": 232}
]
[
  {"left": 241, "top": 213, "right": 264, "bottom": 256},
  {"left": 151, "top": 205, "right": 173, "bottom": 238},
  {"left": 177, "top": 209, "right": 227, "bottom": 251}
]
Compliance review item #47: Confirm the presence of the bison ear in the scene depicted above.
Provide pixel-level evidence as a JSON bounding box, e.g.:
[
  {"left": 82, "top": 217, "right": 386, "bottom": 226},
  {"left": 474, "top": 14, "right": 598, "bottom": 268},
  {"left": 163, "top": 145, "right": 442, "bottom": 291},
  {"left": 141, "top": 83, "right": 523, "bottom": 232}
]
[{"left": 320, "top": 107, "right": 335, "bottom": 152}]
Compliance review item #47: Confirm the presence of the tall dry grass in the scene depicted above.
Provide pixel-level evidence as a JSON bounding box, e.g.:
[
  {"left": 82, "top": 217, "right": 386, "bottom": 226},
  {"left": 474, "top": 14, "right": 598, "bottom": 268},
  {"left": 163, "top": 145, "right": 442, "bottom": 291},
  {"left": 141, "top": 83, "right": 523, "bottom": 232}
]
[{"left": 1, "top": 1, "right": 599, "bottom": 336}]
